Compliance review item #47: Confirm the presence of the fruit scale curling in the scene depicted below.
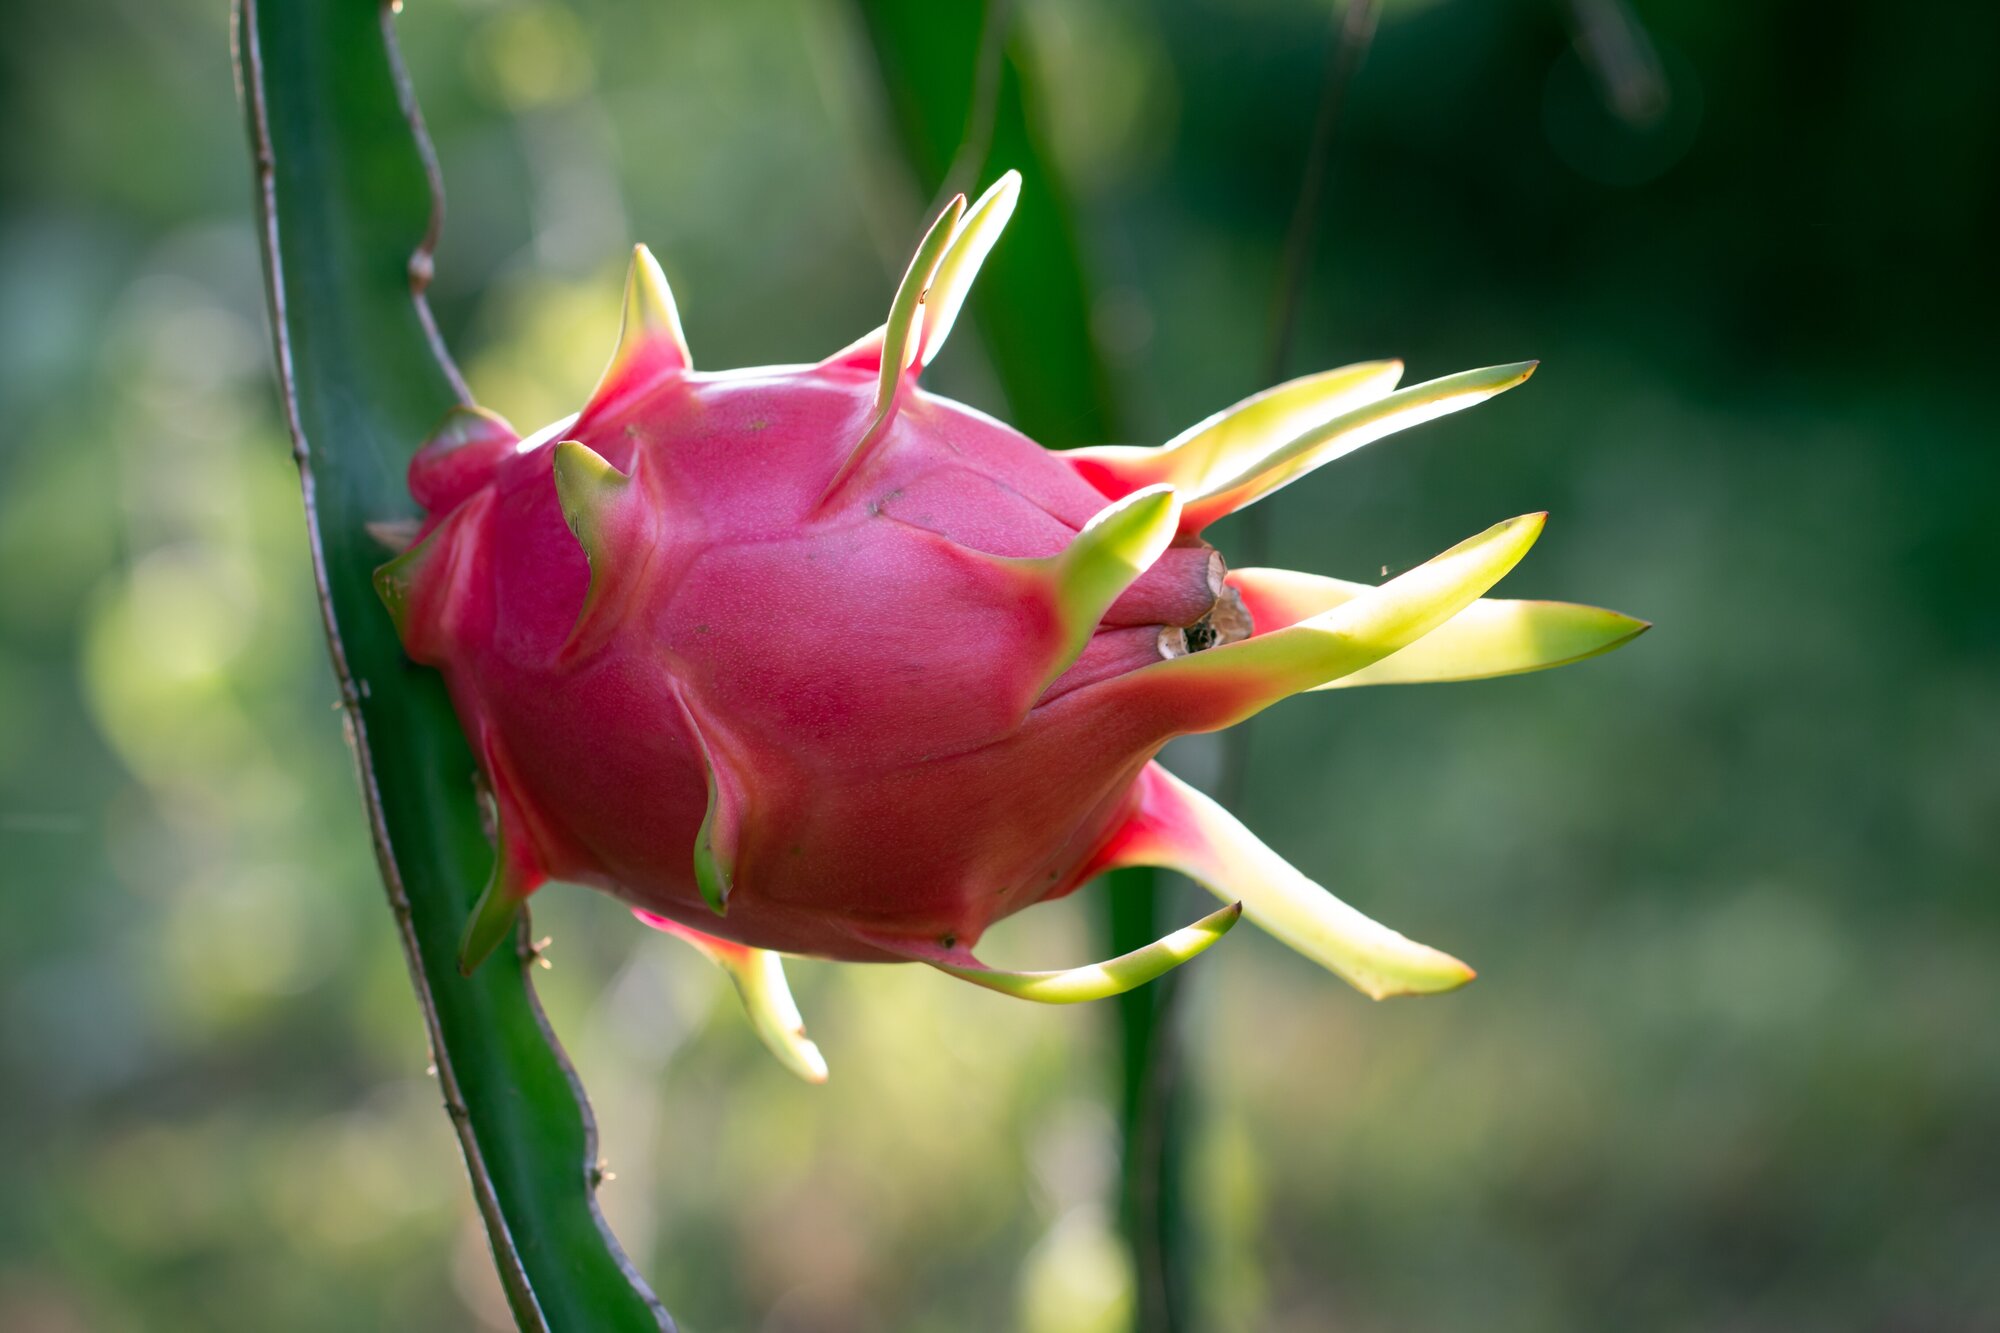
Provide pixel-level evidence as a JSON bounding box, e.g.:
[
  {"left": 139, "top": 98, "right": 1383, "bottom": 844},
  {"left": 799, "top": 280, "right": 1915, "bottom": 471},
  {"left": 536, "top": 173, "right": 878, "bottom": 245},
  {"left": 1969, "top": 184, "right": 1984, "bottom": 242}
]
[{"left": 375, "top": 172, "right": 1647, "bottom": 1082}]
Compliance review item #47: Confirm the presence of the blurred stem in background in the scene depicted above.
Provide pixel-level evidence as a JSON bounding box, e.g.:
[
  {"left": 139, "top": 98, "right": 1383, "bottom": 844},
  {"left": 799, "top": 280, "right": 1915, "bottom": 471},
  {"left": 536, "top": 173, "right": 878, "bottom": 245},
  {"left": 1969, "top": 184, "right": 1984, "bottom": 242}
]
[
  {"left": 1209, "top": 6, "right": 1380, "bottom": 1326},
  {"left": 1104, "top": 866, "right": 1195, "bottom": 1332},
  {"left": 1226, "top": 0, "right": 1382, "bottom": 799},
  {"left": 1266, "top": 0, "right": 1380, "bottom": 397},
  {"left": 851, "top": 3, "right": 1199, "bottom": 1327}
]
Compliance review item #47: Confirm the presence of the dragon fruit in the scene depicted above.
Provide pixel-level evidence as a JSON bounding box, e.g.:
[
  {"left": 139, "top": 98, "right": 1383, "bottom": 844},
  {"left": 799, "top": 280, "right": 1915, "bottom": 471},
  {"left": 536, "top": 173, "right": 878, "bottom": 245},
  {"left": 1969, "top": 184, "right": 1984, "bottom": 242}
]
[{"left": 375, "top": 173, "right": 1645, "bottom": 1080}]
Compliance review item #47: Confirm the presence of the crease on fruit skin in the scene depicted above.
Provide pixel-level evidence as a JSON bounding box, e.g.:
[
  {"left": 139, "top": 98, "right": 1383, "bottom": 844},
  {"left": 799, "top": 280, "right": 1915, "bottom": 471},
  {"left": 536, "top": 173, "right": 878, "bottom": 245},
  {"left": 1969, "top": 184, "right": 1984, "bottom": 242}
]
[{"left": 373, "top": 173, "right": 1647, "bottom": 1078}]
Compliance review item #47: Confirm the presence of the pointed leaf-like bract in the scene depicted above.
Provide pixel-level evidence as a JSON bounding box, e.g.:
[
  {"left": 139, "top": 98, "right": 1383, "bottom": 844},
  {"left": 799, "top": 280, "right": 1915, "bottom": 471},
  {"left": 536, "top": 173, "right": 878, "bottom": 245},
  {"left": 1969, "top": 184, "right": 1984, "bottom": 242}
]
[
  {"left": 1117, "top": 513, "right": 1548, "bottom": 733},
  {"left": 372, "top": 520, "right": 450, "bottom": 640},
  {"left": 1024, "top": 484, "right": 1183, "bottom": 693},
  {"left": 1179, "top": 362, "right": 1539, "bottom": 531},
  {"left": 550, "top": 440, "right": 641, "bottom": 649},
  {"left": 372, "top": 498, "right": 488, "bottom": 660},
  {"left": 672, "top": 691, "right": 746, "bottom": 917},
  {"left": 918, "top": 169, "right": 1021, "bottom": 368},
  {"left": 460, "top": 749, "right": 551, "bottom": 976},
  {"left": 857, "top": 902, "right": 1242, "bottom": 1003},
  {"left": 582, "top": 244, "right": 691, "bottom": 419},
  {"left": 459, "top": 854, "right": 528, "bottom": 976},
  {"left": 1064, "top": 360, "right": 1404, "bottom": 506},
  {"left": 632, "top": 911, "right": 828, "bottom": 1083},
  {"left": 817, "top": 196, "right": 967, "bottom": 506},
  {"left": 1101, "top": 764, "right": 1474, "bottom": 999},
  {"left": 691, "top": 763, "right": 735, "bottom": 917},
  {"left": 1229, "top": 568, "right": 1651, "bottom": 688},
  {"left": 723, "top": 947, "right": 826, "bottom": 1082}
]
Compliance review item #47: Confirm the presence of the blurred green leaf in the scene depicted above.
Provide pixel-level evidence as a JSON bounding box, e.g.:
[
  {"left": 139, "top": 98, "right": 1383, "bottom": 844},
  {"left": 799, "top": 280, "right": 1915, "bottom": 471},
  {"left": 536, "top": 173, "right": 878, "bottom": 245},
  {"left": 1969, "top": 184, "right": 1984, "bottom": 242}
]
[{"left": 233, "top": 2, "right": 670, "bottom": 1328}]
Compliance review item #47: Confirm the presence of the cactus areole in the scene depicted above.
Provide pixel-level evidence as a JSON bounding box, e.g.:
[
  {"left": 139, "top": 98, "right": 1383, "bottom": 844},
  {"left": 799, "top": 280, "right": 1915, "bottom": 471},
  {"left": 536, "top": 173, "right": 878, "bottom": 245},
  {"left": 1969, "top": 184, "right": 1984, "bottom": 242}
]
[{"left": 375, "top": 174, "right": 1646, "bottom": 1080}]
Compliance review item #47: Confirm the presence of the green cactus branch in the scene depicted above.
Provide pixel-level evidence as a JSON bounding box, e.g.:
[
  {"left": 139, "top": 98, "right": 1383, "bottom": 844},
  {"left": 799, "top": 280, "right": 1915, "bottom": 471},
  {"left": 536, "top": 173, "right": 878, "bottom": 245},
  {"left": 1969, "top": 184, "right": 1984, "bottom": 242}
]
[{"left": 234, "top": 2, "right": 671, "bottom": 1328}]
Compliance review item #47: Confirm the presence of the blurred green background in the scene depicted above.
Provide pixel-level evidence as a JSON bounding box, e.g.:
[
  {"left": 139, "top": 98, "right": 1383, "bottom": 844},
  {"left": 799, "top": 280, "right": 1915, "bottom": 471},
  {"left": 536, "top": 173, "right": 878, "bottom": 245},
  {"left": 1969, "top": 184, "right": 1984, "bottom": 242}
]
[{"left": 3, "top": 0, "right": 1996, "bottom": 1329}]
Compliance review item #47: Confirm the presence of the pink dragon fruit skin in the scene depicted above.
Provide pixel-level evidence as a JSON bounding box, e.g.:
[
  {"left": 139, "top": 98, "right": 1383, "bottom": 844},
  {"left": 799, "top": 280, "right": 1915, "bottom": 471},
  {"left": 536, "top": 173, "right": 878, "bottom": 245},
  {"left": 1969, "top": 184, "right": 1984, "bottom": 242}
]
[{"left": 377, "top": 174, "right": 1647, "bottom": 1080}]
